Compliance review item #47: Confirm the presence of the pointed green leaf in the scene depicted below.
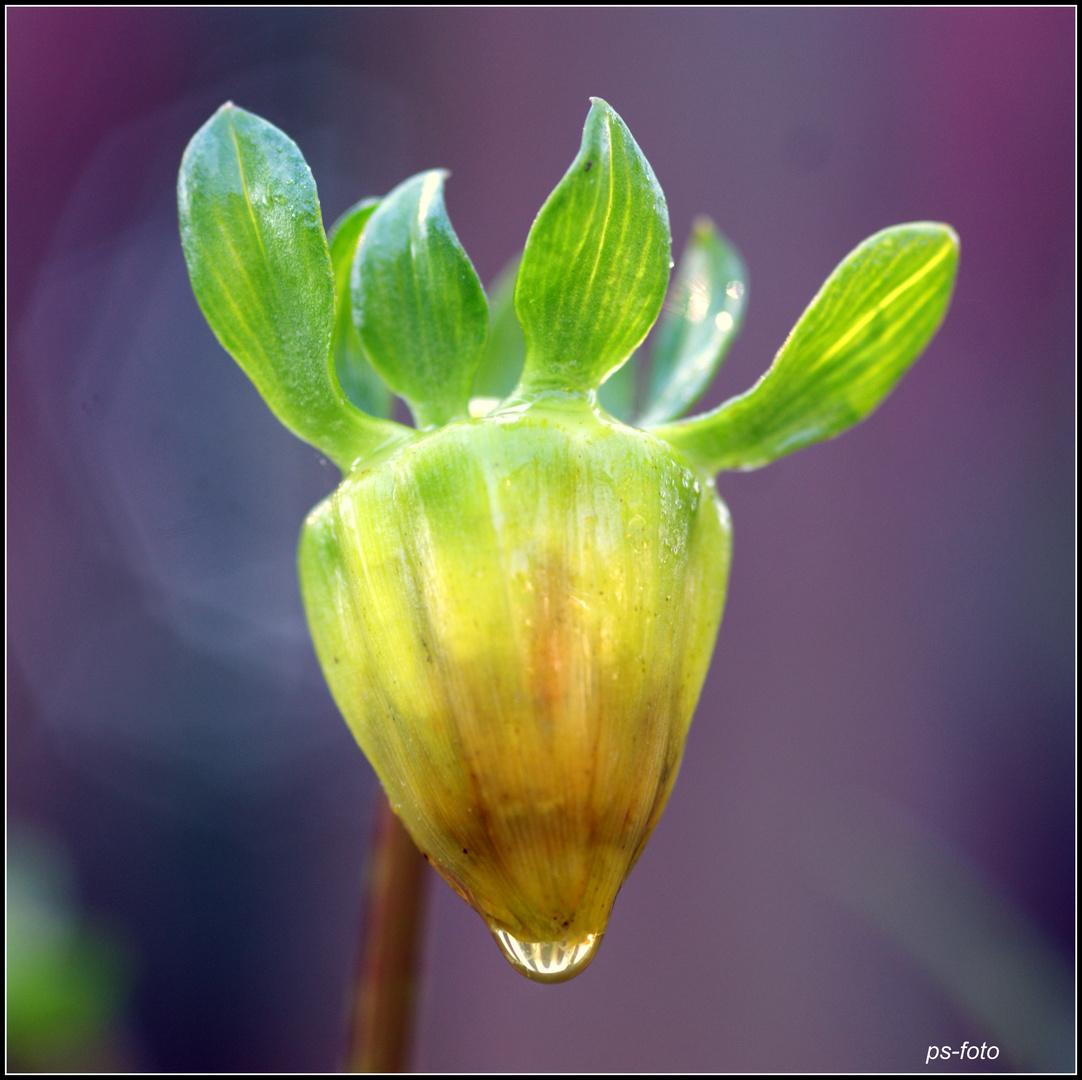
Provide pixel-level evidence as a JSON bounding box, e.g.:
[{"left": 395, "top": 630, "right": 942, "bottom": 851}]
[
  {"left": 352, "top": 170, "right": 488, "bottom": 428},
  {"left": 652, "top": 223, "right": 959, "bottom": 473},
  {"left": 513, "top": 98, "right": 671, "bottom": 395},
  {"left": 596, "top": 347, "right": 640, "bottom": 422},
  {"left": 178, "top": 104, "right": 409, "bottom": 470},
  {"left": 328, "top": 198, "right": 393, "bottom": 418},
  {"left": 638, "top": 218, "right": 747, "bottom": 427}
]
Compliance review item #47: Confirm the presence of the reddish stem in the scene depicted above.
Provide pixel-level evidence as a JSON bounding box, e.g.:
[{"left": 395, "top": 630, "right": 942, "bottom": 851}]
[{"left": 347, "top": 791, "right": 428, "bottom": 1073}]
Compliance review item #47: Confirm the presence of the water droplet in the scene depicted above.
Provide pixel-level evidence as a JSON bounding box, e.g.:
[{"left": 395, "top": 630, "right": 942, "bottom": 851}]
[{"left": 492, "top": 929, "right": 602, "bottom": 982}]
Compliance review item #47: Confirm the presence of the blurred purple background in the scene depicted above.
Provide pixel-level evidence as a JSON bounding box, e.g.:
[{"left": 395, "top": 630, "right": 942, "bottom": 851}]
[{"left": 8, "top": 9, "right": 1074, "bottom": 1072}]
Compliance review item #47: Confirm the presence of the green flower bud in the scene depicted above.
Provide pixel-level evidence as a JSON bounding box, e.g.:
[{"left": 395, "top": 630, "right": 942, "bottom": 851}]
[
  {"left": 178, "top": 95, "right": 956, "bottom": 983},
  {"left": 299, "top": 395, "right": 730, "bottom": 980}
]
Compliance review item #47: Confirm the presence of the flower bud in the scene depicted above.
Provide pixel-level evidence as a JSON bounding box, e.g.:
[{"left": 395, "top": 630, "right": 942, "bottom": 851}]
[
  {"left": 180, "top": 95, "right": 953, "bottom": 986},
  {"left": 300, "top": 396, "right": 731, "bottom": 980}
]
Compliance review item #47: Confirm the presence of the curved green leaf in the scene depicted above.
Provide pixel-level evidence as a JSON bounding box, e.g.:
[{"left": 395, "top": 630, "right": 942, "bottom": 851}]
[
  {"left": 638, "top": 218, "right": 747, "bottom": 427},
  {"left": 328, "top": 198, "right": 393, "bottom": 418},
  {"left": 652, "top": 223, "right": 959, "bottom": 473},
  {"left": 513, "top": 98, "right": 671, "bottom": 395},
  {"left": 352, "top": 170, "right": 488, "bottom": 428},
  {"left": 178, "top": 103, "right": 408, "bottom": 470},
  {"left": 471, "top": 253, "right": 525, "bottom": 401}
]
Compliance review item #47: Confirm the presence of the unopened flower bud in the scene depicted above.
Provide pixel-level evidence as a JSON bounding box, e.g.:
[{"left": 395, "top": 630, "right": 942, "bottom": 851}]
[
  {"left": 179, "top": 93, "right": 956, "bottom": 984},
  {"left": 300, "top": 396, "right": 730, "bottom": 979}
]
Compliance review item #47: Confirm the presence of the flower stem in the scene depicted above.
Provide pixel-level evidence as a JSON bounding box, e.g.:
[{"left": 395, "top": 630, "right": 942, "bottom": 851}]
[{"left": 347, "top": 790, "right": 428, "bottom": 1073}]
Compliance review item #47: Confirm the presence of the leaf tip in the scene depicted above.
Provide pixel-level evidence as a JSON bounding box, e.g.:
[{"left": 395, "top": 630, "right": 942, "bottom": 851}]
[
  {"left": 915, "top": 221, "right": 961, "bottom": 277},
  {"left": 584, "top": 97, "right": 619, "bottom": 136},
  {"left": 893, "top": 220, "right": 960, "bottom": 253},
  {"left": 691, "top": 215, "right": 716, "bottom": 239},
  {"left": 414, "top": 169, "right": 450, "bottom": 224},
  {"left": 214, "top": 101, "right": 242, "bottom": 124},
  {"left": 918, "top": 220, "right": 959, "bottom": 245}
]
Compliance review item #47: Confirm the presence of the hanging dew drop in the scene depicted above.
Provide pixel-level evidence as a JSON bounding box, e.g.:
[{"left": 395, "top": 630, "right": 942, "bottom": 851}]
[{"left": 491, "top": 928, "right": 603, "bottom": 983}]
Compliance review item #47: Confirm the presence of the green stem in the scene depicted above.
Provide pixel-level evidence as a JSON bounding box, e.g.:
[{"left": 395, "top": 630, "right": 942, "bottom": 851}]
[{"left": 347, "top": 791, "right": 428, "bottom": 1073}]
